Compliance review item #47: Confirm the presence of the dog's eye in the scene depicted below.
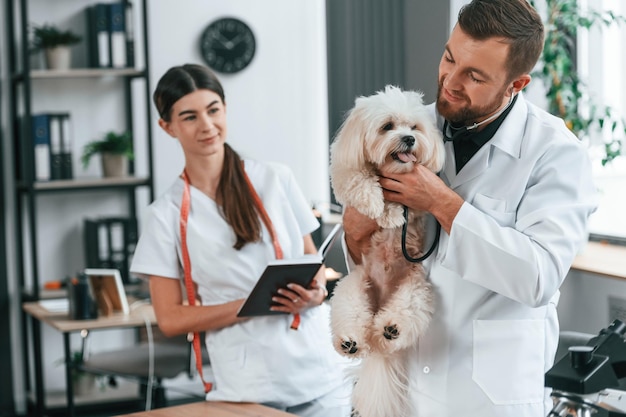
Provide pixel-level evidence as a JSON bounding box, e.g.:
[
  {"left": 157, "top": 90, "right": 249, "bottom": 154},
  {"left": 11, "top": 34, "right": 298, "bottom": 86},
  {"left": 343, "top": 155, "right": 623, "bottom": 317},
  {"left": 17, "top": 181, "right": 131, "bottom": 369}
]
[
  {"left": 381, "top": 122, "right": 393, "bottom": 131},
  {"left": 411, "top": 125, "right": 418, "bottom": 130}
]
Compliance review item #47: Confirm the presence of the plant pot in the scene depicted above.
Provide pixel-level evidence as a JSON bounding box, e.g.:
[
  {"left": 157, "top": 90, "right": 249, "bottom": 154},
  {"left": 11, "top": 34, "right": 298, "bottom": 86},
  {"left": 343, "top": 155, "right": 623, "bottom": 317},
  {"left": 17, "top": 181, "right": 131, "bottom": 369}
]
[
  {"left": 45, "top": 46, "right": 71, "bottom": 70},
  {"left": 101, "top": 153, "right": 128, "bottom": 178},
  {"left": 73, "top": 372, "right": 96, "bottom": 397}
]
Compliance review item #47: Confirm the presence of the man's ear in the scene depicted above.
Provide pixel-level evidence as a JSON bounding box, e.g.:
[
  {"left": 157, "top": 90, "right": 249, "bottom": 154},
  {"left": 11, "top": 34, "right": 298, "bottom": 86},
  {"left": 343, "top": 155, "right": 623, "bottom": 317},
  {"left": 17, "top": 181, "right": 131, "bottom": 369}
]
[
  {"left": 158, "top": 118, "right": 176, "bottom": 138},
  {"left": 511, "top": 74, "right": 531, "bottom": 95}
]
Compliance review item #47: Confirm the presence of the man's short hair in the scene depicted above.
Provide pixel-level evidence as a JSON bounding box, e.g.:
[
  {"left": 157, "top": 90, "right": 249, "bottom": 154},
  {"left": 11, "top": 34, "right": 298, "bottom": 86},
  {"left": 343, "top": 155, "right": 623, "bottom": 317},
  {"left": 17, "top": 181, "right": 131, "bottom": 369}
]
[{"left": 458, "top": 0, "right": 545, "bottom": 81}]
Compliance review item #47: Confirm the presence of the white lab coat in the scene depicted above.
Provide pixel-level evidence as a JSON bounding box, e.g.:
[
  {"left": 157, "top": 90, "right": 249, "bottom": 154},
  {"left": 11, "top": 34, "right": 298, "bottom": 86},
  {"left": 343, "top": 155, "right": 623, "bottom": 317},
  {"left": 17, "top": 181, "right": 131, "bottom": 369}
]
[{"left": 364, "top": 93, "right": 597, "bottom": 417}]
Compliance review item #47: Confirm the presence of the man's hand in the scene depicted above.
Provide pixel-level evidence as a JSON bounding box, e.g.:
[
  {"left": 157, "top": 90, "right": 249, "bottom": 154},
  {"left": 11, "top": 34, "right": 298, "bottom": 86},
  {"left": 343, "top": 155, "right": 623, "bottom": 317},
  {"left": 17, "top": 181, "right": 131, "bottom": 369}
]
[
  {"left": 343, "top": 206, "right": 379, "bottom": 264},
  {"left": 379, "top": 164, "right": 463, "bottom": 235}
]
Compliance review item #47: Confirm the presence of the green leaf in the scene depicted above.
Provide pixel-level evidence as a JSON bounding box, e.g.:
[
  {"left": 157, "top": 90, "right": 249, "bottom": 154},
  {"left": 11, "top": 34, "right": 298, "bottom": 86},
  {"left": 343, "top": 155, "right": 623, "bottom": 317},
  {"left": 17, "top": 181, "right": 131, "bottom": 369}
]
[
  {"left": 536, "top": 0, "right": 624, "bottom": 163},
  {"left": 81, "top": 131, "right": 134, "bottom": 169},
  {"left": 30, "top": 23, "right": 82, "bottom": 50}
]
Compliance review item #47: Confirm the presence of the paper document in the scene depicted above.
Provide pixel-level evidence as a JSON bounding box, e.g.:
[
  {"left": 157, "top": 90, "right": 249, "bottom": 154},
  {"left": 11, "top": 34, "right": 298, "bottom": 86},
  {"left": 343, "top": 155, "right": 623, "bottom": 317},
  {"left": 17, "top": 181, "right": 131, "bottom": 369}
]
[{"left": 39, "top": 298, "right": 69, "bottom": 313}]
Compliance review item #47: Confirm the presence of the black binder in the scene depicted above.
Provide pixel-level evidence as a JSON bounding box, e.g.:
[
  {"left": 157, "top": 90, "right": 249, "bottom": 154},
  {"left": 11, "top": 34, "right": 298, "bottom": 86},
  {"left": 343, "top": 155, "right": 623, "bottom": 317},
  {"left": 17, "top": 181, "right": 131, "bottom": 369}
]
[
  {"left": 48, "top": 113, "right": 72, "bottom": 180},
  {"left": 84, "top": 217, "right": 138, "bottom": 283}
]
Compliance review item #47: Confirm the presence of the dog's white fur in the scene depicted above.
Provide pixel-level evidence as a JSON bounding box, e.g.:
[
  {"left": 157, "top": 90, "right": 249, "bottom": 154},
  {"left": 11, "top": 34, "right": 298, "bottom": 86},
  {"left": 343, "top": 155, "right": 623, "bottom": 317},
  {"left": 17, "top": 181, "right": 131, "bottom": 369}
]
[{"left": 329, "top": 85, "right": 445, "bottom": 417}]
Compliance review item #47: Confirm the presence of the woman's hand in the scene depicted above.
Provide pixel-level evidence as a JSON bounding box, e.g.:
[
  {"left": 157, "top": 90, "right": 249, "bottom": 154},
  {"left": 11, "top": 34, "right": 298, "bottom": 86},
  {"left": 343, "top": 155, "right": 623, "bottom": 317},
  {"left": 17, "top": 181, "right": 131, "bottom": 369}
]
[
  {"left": 269, "top": 233, "right": 328, "bottom": 314},
  {"left": 270, "top": 278, "right": 327, "bottom": 314}
]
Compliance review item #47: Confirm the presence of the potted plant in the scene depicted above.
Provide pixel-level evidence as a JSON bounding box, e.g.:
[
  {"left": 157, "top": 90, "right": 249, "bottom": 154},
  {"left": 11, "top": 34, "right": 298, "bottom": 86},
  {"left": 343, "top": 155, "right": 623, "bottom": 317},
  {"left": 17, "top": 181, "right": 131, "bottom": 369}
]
[
  {"left": 82, "top": 131, "right": 134, "bottom": 178},
  {"left": 30, "top": 23, "right": 82, "bottom": 70},
  {"left": 531, "top": 0, "right": 626, "bottom": 165},
  {"left": 55, "top": 351, "right": 98, "bottom": 396}
]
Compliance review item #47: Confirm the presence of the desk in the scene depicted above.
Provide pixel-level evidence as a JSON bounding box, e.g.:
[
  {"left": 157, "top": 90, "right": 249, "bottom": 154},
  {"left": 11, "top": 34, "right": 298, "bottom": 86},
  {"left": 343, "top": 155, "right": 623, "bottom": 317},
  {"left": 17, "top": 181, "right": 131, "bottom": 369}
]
[
  {"left": 571, "top": 241, "right": 626, "bottom": 280},
  {"left": 114, "top": 401, "right": 298, "bottom": 417},
  {"left": 22, "top": 301, "right": 156, "bottom": 417}
]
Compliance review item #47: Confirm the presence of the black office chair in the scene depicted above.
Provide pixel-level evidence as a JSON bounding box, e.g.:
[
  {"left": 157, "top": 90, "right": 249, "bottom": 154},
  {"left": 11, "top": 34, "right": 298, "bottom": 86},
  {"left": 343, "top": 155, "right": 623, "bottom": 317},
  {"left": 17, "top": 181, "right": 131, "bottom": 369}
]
[
  {"left": 81, "top": 326, "right": 210, "bottom": 409},
  {"left": 555, "top": 330, "right": 594, "bottom": 362}
]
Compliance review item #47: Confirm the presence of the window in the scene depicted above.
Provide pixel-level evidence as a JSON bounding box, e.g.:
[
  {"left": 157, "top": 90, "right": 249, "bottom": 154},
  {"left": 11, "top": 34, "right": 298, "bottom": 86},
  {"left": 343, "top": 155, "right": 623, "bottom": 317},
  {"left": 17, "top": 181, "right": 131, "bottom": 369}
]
[{"left": 579, "top": 0, "right": 626, "bottom": 241}]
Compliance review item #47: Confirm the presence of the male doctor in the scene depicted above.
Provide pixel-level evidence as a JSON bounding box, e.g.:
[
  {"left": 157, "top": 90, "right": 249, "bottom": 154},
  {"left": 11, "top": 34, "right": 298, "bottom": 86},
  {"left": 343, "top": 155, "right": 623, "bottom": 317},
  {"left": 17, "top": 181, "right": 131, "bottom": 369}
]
[{"left": 342, "top": 1, "right": 598, "bottom": 416}]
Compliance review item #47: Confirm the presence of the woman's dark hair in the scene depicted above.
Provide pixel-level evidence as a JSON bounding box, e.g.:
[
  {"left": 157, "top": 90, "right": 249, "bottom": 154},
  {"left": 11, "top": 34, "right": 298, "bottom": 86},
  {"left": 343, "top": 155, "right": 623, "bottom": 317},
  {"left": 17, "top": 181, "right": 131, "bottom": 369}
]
[
  {"left": 458, "top": 0, "right": 544, "bottom": 82},
  {"left": 153, "top": 64, "right": 261, "bottom": 250}
]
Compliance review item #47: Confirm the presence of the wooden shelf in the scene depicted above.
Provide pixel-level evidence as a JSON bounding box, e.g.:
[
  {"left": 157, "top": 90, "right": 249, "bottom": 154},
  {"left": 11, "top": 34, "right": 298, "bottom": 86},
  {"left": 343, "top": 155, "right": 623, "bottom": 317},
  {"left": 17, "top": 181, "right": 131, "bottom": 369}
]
[
  {"left": 16, "top": 176, "right": 151, "bottom": 193},
  {"left": 26, "top": 68, "right": 145, "bottom": 80},
  {"left": 7, "top": 2, "right": 155, "bottom": 415}
]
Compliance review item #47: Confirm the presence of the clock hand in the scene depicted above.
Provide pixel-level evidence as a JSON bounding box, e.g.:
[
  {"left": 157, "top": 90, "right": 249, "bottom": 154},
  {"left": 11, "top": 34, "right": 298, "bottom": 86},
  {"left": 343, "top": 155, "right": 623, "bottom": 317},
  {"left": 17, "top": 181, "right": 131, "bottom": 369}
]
[
  {"left": 211, "top": 32, "right": 233, "bottom": 49},
  {"left": 227, "top": 33, "right": 246, "bottom": 48}
]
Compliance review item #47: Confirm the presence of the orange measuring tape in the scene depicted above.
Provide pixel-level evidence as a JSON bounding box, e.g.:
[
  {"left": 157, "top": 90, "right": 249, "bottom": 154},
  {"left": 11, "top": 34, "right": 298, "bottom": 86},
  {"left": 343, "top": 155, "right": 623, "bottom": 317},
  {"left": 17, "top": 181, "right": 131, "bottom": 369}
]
[
  {"left": 179, "top": 171, "right": 213, "bottom": 393},
  {"left": 179, "top": 167, "right": 299, "bottom": 393}
]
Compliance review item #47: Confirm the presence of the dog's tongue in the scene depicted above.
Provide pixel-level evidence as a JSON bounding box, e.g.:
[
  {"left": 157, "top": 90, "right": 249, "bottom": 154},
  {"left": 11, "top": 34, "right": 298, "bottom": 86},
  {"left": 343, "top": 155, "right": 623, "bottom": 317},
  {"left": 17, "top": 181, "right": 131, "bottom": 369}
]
[{"left": 397, "top": 152, "right": 417, "bottom": 163}]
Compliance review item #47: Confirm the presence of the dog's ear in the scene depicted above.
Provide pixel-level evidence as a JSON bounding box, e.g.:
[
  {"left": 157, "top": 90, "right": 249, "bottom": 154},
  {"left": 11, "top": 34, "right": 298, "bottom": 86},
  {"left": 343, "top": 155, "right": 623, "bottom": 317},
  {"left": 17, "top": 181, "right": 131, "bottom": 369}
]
[
  {"left": 330, "top": 103, "right": 368, "bottom": 173},
  {"left": 421, "top": 121, "right": 446, "bottom": 173}
]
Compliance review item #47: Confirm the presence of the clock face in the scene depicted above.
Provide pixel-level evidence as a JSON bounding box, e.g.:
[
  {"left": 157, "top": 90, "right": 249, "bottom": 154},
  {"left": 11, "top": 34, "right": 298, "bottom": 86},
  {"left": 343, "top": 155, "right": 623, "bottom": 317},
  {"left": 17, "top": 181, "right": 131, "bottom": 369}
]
[{"left": 200, "top": 18, "right": 256, "bottom": 74}]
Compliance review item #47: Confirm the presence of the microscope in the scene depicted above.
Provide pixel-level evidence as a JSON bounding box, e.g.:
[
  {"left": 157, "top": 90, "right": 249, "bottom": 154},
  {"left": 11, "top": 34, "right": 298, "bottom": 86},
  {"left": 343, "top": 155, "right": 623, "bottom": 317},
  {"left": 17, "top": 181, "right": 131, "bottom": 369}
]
[{"left": 545, "top": 319, "right": 626, "bottom": 417}]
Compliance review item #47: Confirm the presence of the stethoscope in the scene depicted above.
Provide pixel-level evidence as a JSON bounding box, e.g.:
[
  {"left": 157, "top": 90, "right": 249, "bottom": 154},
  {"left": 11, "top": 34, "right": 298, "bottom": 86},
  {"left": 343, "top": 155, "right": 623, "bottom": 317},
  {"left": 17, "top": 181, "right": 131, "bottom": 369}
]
[
  {"left": 401, "top": 206, "right": 441, "bottom": 263},
  {"left": 443, "top": 92, "right": 516, "bottom": 142},
  {"left": 401, "top": 92, "right": 516, "bottom": 263}
]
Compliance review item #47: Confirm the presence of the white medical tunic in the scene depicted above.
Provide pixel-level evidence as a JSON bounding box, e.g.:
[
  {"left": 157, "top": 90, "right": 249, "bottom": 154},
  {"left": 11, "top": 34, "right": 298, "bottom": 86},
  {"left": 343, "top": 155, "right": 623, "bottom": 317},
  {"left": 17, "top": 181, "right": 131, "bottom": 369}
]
[
  {"left": 404, "top": 93, "right": 598, "bottom": 417},
  {"left": 131, "top": 159, "right": 349, "bottom": 407}
]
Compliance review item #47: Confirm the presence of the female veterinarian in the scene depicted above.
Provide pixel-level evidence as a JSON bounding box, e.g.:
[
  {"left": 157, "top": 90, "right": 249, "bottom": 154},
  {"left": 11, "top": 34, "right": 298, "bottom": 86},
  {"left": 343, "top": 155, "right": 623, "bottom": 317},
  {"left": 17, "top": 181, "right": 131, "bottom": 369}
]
[{"left": 130, "top": 63, "right": 351, "bottom": 417}]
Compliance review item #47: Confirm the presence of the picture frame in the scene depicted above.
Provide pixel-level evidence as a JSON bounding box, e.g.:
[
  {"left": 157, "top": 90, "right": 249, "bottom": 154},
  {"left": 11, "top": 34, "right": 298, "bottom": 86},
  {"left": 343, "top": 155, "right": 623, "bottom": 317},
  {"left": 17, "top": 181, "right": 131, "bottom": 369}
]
[{"left": 84, "top": 268, "right": 130, "bottom": 316}]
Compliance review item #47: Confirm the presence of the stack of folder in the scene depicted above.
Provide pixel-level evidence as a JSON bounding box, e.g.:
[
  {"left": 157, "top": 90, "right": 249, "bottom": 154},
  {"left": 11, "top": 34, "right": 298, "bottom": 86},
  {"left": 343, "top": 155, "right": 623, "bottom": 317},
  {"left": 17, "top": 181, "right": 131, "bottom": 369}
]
[
  {"left": 84, "top": 217, "right": 138, "bottom": 284},
  {"left": 85, "top": 1, "right": 135, "bottom": 68},
  {"left": 31, "top": 113, "right": 74, "bottom": 181}
]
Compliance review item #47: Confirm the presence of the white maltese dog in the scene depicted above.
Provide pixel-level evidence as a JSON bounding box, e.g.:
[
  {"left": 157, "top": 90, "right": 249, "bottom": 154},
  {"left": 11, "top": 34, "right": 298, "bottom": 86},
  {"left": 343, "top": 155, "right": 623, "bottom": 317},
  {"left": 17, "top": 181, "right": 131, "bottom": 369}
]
[{"left": 329, "top": 85, "right": 445, "bottom": 417}]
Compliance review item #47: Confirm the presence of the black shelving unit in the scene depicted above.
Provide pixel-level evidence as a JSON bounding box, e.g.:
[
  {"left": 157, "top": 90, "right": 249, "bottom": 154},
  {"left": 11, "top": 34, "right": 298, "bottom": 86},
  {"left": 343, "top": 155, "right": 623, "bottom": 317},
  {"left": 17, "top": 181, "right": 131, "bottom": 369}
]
[
  {"left": 4, "top": 0, "right": 154, "bottom": 415},
  {"left": 1, "top": 33, "right": 17, "bottom": 416}
]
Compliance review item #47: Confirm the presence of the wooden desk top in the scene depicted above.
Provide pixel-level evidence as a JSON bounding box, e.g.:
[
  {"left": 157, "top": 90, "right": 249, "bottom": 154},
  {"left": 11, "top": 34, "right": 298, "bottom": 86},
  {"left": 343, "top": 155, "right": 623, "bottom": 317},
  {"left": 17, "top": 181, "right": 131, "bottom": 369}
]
[
  {"left": 22, "top": 300, "right": 156, "bottom": 333},
  {"left": 114, "top": 401, "right": 298, "bottom": 417},
  {"left": 571, "top": 241, "right": 626, "bottom": 280}
]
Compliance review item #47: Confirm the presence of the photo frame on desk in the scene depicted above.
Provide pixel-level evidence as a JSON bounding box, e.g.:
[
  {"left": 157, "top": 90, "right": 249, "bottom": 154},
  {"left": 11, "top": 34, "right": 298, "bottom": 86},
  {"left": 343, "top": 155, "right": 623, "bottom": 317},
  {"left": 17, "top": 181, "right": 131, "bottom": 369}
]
[{"left": 84, "top": 268, "right": 129, "bottom": 316}]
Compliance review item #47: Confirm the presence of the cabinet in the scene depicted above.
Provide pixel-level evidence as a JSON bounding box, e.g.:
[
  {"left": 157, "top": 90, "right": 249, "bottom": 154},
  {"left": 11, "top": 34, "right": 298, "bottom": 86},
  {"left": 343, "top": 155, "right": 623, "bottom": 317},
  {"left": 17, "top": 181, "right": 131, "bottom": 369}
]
[{"left": 4, "top": 0, "right": 154, "bottom": 414}]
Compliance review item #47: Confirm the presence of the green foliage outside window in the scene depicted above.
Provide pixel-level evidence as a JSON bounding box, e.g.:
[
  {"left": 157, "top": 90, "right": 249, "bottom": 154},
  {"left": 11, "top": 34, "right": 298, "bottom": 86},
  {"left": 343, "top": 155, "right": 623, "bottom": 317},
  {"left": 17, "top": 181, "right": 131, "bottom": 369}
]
[{"left": 531, "top": 0, "right": 626, "bottom": 165}]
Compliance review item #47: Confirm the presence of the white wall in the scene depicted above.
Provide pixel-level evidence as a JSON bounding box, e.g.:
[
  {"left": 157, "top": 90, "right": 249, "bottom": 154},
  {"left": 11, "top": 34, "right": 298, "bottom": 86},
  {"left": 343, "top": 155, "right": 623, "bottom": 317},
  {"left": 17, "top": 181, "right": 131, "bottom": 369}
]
[
  {"left": 146, "top": 0, "right": 330, "bottom": 209},
  {"left": 558, "top": 270, "right": 626, "bottom": 334}
]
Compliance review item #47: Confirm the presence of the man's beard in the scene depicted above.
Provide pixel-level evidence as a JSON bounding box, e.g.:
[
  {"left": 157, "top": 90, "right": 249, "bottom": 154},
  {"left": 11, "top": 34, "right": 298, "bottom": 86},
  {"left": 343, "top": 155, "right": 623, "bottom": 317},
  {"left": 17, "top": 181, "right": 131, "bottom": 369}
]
[{"left": 436, "top": 81, "right": 508, "bottom": 126}]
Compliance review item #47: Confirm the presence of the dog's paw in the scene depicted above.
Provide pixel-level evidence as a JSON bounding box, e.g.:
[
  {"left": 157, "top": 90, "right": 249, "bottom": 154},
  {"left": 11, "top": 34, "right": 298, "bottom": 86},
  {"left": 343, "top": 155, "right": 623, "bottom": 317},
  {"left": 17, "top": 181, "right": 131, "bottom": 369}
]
[
  {"left": 383, "top": 324, "right": 399, "bottom": 340},
  {"left": 377, "top": 203, "right": 405, "bottom": 229},
  {"left": 333, "top": 335, "right": 369, "bottom": 358},
  {"left": 347, "top": 179, "right": 385, "bottom": 220},
  {"left": 369, "top": 320, "right": 405, "bottom": 354},
  {"left": 370, "top": 310, "right": 421, "bottom": 353},
  {"left": 341, "top": 339, "right": 359, "bottom": 354},
  {"left": 354, "top": 198, "right": 384, "bottom": 221}
]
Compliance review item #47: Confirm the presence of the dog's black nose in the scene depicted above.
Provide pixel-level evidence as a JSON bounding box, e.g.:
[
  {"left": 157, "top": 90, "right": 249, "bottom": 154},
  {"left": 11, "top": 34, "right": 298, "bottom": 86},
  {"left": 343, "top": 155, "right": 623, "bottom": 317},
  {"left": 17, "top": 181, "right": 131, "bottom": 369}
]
[{"left": 402, "top": 136, "right": 415, "bottom": 146}]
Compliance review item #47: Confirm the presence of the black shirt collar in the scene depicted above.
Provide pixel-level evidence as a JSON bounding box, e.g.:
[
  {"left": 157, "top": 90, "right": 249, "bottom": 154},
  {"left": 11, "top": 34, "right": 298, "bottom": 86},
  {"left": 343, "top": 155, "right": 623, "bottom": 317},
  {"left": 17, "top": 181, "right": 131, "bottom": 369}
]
[{"left": 444, "top": 94, "right": 518, "bottom": 173}]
